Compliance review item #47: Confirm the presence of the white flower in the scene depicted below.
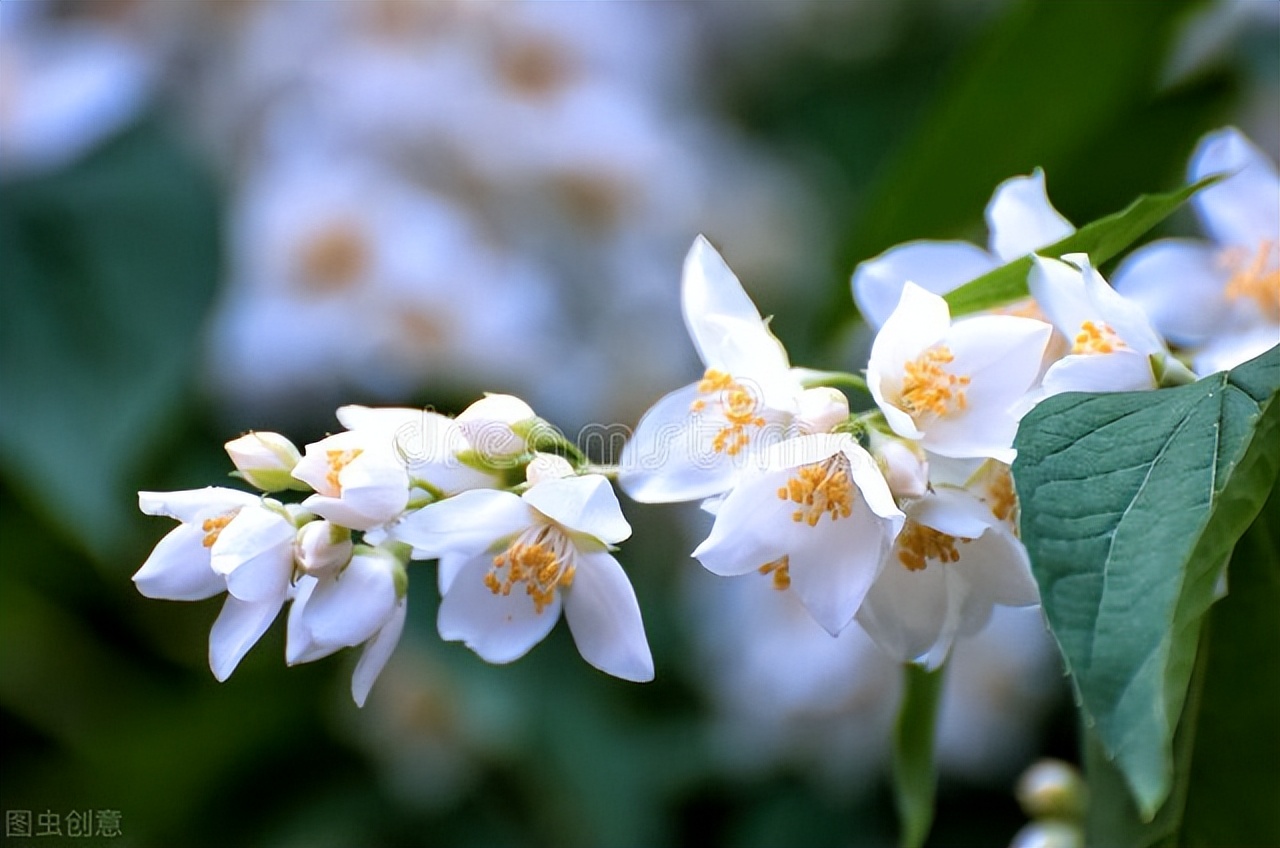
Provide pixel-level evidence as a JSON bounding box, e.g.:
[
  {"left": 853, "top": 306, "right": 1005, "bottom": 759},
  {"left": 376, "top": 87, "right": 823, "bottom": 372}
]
[
  {"left": 692, "top": 433, "right": 905, "bottom": 636},
  {"left": 292, "top": 405, "right": 496, "bottom": 532},
  {"left": 293, "top": 519, "right": 353, "bottom": 579},
  {"left": 391, "top": 474, "right": 653, "bottom": 681},
  {"left": 620, "top": 236, "right": 805, "bottom": 503},
  {"left": 225, "top": 431, "right": 306, "bottom": 492},
  {"left": 1029, "top": 254, "right": 1171, "bottom": 396},
  {"left": 867, "top": 283, "right": 1052, "bottom": 463},
  {"left": 855, "top": 465, "right": 1039, "bottom": 670},
  {"left": 853, "top": 170, "right": 1073, "bottom": 328},
  {"left": 1113, "top": 127, "right": 1279, "bottom": 374},
  {"left": 133, "top": 487, "right": 299, "bottom": 681},
  {"left": 287, "top": 545, "right": 407, "bottom": 707}
]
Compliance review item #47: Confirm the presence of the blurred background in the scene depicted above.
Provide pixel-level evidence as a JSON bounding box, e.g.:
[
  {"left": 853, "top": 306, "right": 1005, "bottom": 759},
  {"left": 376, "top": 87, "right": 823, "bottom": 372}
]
[{"left": 1, "top": 0, "right": 1276, "bottom": 845}]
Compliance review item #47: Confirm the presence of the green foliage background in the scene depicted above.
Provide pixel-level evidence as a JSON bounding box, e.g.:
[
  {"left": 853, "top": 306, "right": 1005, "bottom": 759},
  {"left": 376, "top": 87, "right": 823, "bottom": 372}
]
[{"left": 1, "top": 1, "right": 1275, "bottom": 846}]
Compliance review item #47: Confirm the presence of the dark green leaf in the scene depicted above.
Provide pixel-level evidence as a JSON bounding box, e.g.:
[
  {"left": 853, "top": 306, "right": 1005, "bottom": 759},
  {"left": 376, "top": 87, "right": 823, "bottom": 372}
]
[
  {"left": 944, "top": 177, "right": 1216, "bottom": 316},
  {"left": 1014, "top": 346, "right": 1280, "bottom": 819},
  {"left": 893, "top": 662, "right": 945, "bottom": 848},
  {"left": 0, "top": 119, "right": 220, "bottom": 558}
]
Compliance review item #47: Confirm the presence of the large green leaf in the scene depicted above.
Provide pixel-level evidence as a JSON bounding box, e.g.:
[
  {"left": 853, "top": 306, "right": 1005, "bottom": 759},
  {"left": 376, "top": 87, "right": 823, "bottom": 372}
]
[
  {"left": 1013, "top": 346, "right": 1280, "bottom": 819},
  {"left": 0, "top": 119, "right": 220, "bottom": 558},
  {"left": 1082, "top": 484, "right": 1280, "bottom": 846},
  {"left": 944, "top": 177, "right": 1215, "bottom": 316}
]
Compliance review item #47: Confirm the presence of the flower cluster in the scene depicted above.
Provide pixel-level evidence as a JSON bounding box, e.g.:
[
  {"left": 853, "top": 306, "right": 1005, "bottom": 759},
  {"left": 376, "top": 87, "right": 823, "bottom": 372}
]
[
  {"left": 134, "top": 125, "right": 1277, "bottom": 699},
  {"left": 135, "top": 396, "right": 653, "bottom": 706}
]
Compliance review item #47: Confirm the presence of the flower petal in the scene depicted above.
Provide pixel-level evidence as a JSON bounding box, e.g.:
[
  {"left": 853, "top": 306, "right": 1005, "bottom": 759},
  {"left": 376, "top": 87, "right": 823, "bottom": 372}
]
[
  {"left": 692, "top": 467, "right": 795, "bottom": 577},
  {"left": 211, "top": 506, "right": 295, "bottom": 603},
  {"left": 1189, "top": 126, "right": 1280, "bottom": 249},
  {"left": 209, "top": 594, "right": 283, "bottom": 681},
  {"left": 985, "top": 169, "right": 1074, "bottom": 262},
  {"left": 619, "top": 381, "right": 755, "bottom": 503},
  {"left": 787, "top": 492, "right": 896, "bottom": 636},
  {"left": 299, "top": 551, "right": 399, "bottom": 650},
  {"left": 138, "top": 487, "right": 259, "bottom": 523},
  {"left": 437, "top": 555, "right": 561, "bottom": 664},
  {"left": 853, "top": 241, "right": 998, "bottom": 329},
  {"left": 523, "top": 474, "right": 631, "bottom": 545},
  {"left": 1192, "top": 326, "right": 1280, "bottom": 376},
  {"left": 132, "top": 524, "right": 225, "bottom": 601},
  {"left": 1111, "top": 239, "right": 1232, "bottom": 346},
  {"left": 391, "top": 488, "right": 533, "bottom": 559},
  {"left": 1041, "top": 351, "right": 1155, "bottom": 396},
  {"left": 562, "top": 551, "right": 654, "bottom": 682},
  {"left": 351, "top": 599, "right": 407, "bottom": 707},
  {"left": 286, "top": 576, "right": 342, "bottom": 665},
  {"left": 856, "top": 555, "right": 962, "bottom": 669}
]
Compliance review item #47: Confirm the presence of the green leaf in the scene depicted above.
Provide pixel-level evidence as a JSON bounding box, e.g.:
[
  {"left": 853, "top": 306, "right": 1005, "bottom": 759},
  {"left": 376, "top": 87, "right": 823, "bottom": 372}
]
[
  {"left": 1081, "top": 484, "right": 1280, "bottom": 847},
  {"left": 893, "top": 662, "right": 946, "bottom": 848},
  {"left": 944, "top": 176, "right": 1216, "bottom": 316},
  {"left": 0, "top": 119, "right": 220, "bottom": 558},
  {"left": 1013, "top": 346, "right": 1280, "bottom": 819}
]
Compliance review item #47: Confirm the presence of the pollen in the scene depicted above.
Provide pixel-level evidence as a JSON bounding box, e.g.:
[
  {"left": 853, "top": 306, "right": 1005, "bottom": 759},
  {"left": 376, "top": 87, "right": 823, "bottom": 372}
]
[
  {"left": 325, "top": 448, "right": 363, "bottom": 492},
  {"left": 896, "top": 521, "right": 968, "bottom": 572},
  {"left": 983, "top": 465, "right": 1018, "bottom": 524},
  {"left": 758, "top": 556, "right": 791, "bottom": 590},
  {"left": 900, "top": 346, "right": 971, "bottom": 419},
  {"left": 777, "top": 455, "right": 855, "bottom": 527},
  {"left": 486, "top": 526, "right": 575, "bottom": 614},
  {"left": 1071, "top": 320, "right": 1127, "bottom": 355},
  {"left": 201, "top": 511, "right": 239, "bottom": 548},
  {"left": 690, "top": 369, "right": 768, "bottom": 456},
  {"left": 1221, "top": 240, "right": 1280, "bottom": 322}
]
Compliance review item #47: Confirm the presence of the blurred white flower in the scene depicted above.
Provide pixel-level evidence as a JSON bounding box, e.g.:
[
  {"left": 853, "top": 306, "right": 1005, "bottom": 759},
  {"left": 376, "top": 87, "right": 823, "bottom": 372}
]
[
  {"left": 1113, "top": 127, "right": 1279, "bottom": 375},
  {"left": 0, "top": 9, "right": 154, "bottom": 178},
  {"left": 391, "top": 474, "right": 652, "bottom": 681},
  {"left": 867, "top": 282, "right": 1052, "bottom": 462},
  {"left": 853, "top": 170, "right": 1073, "bottom": 328}
]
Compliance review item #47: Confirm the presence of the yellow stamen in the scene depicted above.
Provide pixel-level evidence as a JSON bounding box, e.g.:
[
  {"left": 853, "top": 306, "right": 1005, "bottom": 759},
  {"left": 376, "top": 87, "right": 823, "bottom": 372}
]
[
  {"left": 900, "top": 345, "right": 970, "bottom": 419},
  {"left": 776, "top": 455, "right": 855, "bottom": 527},
  {"left": 325, "top": 448, "right": 363, "bottom": 493},
  {"left": 1072, "top": 320, "right": 1127, "bottom": 355},
  {"left": 487, "top": 526, "right": 575, "bottom": 614},
  {"left": 1221, "top": 240, "right": 1280, "bottom": 322},
  {"left": 690, "top": 368, "right": 768, "bottom": 456},
  {"left": 983, "top": 465, "right": 1018, "bottom": 524},
  {"left": 201, "top": 511, "right": 239, "bottom": 548},
  {"left": 896, "top": 520, "right": 967, "bottom": 572},
  {"left": 758, "top": 556, "right": 791, "bottom": 591},
  {"left": 297, "top": 224, "right": 369, "bottom": 293}
]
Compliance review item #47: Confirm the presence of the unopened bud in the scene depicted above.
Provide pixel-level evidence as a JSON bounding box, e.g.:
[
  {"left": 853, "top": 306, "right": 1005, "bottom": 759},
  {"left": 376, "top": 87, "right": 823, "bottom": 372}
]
[
  {"left": 457, "top": 394, "right": 537, "bottom": 461},
  {"left": 1009, "top": 821, "right": 1083, "bottom": 848},
  {"left": 870, "top": 433, "right": 929, "bottom": 500},
  {"left": 226, "top": 432, "right": 307, "bottom": 492},
  {"left": 794, "top": 387, "right": 849, "bottom": 434},
  {"left": 294, "top": 520, "right": 353, "bottom": 578},
  {"left": 1015, "top": 758, "right": 1086, "bottom": 822},
  {"left": 526, "top": 453, "right": 575, "bottom": 486}
]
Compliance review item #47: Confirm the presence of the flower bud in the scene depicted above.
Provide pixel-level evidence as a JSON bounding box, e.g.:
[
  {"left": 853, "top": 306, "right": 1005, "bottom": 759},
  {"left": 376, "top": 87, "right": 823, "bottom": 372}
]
[
  {"left": 294, "top": 520, "right": 353, "bottom": 578},
  {"left": 226, "top": 432, "right": 307, "bottom": 492},
  {"left": 870, "top": 432, "right": 929, "bottom": 500},
  {"left": 1015, "top": 758, "right": 1086, "bottom": 822},
  {"left": 526, "top": 453, "right": 575, "bottom": 486},
  {"left": 793, "top": 387, "right": 849, "bottom": 434},
  {"left": 457, "top": 394, "right": 537, "bottom": 462},
  {"left": 1009, "top": 821, "right": 1083, "bottom": 848}
]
